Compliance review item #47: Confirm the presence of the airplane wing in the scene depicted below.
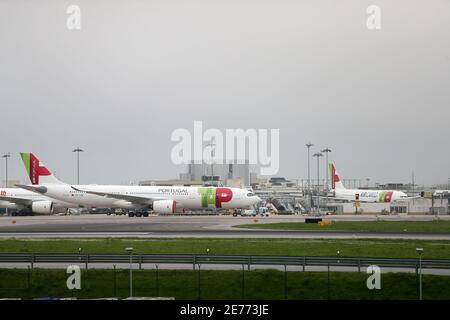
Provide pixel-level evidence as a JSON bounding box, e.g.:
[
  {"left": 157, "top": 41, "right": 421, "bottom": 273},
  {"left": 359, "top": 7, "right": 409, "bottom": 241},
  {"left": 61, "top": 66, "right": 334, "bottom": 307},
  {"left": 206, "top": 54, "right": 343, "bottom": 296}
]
[
  {"left": 71, "top": 186, "right": 160, "bottom": 206},
  {"left": 15, "top": 184, "right": 48, "bottom": 194},
  {"left": 0, "top": 196, "right": 32, "bottom": 206},
  {"left": 312, "top": 195, "right": 371, "bottom": 202},
  {"left": 395, "top": 196, "right": 422, "bottom": 201}
]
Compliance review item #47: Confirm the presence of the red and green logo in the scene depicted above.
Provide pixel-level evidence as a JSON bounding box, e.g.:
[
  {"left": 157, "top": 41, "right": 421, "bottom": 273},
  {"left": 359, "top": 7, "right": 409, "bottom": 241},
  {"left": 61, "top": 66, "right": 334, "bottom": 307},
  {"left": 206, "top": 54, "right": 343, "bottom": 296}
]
[
  {"left": 20, "top": 153, "right": 51, "bottom": 185},
  {"left": 378, "top": 191, "right": 393, "bottom": 202},
  {"left": 198, "top": 187, "right": 233, "bottom": 208}
]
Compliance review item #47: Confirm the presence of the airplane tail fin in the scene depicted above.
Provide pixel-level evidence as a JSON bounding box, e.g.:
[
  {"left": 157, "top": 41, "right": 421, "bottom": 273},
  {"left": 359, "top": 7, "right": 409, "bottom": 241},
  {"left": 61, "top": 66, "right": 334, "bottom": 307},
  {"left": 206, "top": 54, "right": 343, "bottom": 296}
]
[
  {"left": 330, "top": 163, "right": 345, "bottom": 190},
  {"left": 20, "top": 152, "right": 64, "bottom": 185}
]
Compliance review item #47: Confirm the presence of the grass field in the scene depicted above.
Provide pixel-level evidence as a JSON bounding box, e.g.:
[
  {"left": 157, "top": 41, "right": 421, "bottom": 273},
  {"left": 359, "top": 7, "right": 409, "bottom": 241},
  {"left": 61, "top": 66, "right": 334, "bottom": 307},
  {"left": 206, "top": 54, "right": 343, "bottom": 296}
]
[
  {"left": 0, "top": 268, "right": 448, "bottom": 300},
  {"left": 1, "top": 238, "right": 450, "bottom": 258},
  {"left": 235, "top": 220, "right": 450, "bottom": 233}
]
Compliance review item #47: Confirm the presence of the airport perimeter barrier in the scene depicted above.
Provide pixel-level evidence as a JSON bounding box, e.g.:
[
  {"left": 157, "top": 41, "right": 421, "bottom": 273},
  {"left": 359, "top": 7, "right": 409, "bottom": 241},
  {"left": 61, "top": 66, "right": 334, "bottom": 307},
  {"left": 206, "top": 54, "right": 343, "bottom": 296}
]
[{"left": 1, "top": 253, "right": 450, "bottom": 271}]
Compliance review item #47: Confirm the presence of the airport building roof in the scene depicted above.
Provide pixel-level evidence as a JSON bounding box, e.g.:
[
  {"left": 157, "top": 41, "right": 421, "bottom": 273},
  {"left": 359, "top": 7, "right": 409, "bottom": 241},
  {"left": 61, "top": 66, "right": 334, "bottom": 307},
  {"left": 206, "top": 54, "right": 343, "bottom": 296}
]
[{"left": 139, "top": 179, "right": 204, "bottom": 186}]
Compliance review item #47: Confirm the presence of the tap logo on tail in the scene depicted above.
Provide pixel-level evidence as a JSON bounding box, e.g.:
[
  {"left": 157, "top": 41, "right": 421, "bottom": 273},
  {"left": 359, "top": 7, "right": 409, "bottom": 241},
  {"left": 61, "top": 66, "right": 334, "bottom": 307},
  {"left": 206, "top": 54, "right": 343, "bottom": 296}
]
[
  {"left": 20, "top": 152, "right": 63, "bottom": 185},
  {"left": 329, "top": 163, "right": 345, "bottom": 190},
  {"left": 21, "top": 153, "right": 51, "bottom": 185}
]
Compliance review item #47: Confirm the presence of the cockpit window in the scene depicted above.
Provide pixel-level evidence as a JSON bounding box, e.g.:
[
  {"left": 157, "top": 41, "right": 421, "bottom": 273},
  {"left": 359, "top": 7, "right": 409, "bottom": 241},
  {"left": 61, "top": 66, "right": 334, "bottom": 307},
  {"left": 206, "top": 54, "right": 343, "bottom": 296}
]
[{"left": 247, "top": 193, "right": 255, "bottom": 197}]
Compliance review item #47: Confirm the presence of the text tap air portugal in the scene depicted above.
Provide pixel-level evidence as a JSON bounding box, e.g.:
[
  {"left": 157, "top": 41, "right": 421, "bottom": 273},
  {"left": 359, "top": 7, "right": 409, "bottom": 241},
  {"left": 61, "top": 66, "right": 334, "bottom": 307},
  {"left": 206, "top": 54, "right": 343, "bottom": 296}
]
[
  {"left": 330, "top": 164, "right": 409, "bottom": 203},
  {"left": 18, "top": 153, "right": 262, "bottom": 213}
]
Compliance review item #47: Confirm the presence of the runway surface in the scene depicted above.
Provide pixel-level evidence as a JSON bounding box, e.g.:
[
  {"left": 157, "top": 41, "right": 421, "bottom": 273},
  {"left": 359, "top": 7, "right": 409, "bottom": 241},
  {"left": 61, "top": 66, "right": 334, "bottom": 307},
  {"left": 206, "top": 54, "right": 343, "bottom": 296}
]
[{"left": 0, "top": 214, "right": 449, "bottom": 239}]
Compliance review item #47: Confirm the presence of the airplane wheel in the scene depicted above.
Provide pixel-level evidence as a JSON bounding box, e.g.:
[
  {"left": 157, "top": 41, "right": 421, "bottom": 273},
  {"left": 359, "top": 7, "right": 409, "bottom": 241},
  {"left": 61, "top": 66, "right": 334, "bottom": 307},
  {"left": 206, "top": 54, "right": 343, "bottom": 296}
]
[{"left": 128, "top": 212, "right": 135, "bottom": 218}]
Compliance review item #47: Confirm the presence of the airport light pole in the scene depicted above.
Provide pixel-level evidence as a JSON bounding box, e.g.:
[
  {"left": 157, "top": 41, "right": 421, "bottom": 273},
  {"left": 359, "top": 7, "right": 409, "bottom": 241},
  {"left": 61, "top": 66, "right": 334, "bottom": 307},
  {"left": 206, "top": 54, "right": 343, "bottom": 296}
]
[
  {"left": 210, "top": 138, "right": 215, "bottom": 185},
  {"left": 416, "top": 248, "right": 423, "bottom": 300},
  {"left": 306, "top": 143, "right": 314, "bottom": 211},
  {"left": 306, "top": 143, "right": 314, "bottom": 189},
  {"left": 72, "top": 148, "right": 84, "bottom": 185},
  {"left": 313, "top": 152, "right": 323, "bottom": 213},
  {"left": 126, "top": 247, "right": 134, "bottom": 298},
  {"left": 2, "top": 153, "right": 11, "bottom": 216},
  {"left": 320, "top": 148, "right": 331, "bottom": 196},
  {"left": 2, "top": 153, "right": 10, "bottom": 187},
  {"left": 204, "top": 139, "right": 216, "bottom": 186}
]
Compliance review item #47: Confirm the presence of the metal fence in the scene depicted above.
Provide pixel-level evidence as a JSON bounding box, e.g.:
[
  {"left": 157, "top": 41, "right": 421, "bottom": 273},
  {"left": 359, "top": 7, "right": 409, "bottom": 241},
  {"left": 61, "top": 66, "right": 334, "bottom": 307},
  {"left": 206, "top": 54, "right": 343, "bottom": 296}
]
[{"left": 1, "top": 253, "right": 449, "bottom": 271}]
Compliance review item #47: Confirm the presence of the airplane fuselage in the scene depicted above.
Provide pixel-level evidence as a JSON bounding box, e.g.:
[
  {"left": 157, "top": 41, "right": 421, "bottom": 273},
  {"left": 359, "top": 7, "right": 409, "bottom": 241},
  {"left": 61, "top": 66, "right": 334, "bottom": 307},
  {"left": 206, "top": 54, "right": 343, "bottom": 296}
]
[
  {"left": 334, "top": 188, "right": 408, "bottom": 203},
  {"left": 30, "top": 185, "right": 260, "bottom": 210}
]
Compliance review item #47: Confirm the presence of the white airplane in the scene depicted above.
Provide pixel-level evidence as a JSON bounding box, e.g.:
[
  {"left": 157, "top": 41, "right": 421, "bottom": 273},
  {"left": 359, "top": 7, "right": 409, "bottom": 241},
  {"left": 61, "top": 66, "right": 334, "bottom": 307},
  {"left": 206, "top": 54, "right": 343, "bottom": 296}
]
[
  {"left": 0, "top": 188, "right": 75, "bottom": 215},
  {"left": 17, "top": 152, "right": 262, "bottom": 214},
  {"left": 433, "top": 190, "right": 450, "bottom": 196},
  {"left": 0, "top": 154, "right": 76, "bottom": 215},
  {"left": 330, "top": 164, "right": 409, "bottom": 203}
]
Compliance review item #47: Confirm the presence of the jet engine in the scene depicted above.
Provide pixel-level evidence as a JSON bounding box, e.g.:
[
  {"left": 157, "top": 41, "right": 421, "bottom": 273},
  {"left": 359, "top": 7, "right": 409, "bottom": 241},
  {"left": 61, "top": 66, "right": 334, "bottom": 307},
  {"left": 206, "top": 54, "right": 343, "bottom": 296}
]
[
  {"left": 31, "top": 201, "right": 53, "bottom": 215},
  {"left": 152, "top": 200, "right": 176, "bottom": 214}
]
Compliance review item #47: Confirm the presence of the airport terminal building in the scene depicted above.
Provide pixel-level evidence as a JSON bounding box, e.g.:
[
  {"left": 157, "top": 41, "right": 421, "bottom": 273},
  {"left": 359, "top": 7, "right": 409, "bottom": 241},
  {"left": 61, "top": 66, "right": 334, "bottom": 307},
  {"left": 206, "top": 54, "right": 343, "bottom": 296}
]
[{"left": 180, "top": 160, "right": 251, "bottom": 187}]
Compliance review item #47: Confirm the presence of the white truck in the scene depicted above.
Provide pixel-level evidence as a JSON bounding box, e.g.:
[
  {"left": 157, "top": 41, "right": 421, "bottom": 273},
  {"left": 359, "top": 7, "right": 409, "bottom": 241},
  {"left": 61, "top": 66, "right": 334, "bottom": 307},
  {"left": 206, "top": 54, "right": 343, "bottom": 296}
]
[
  {"left": 258, "top": 207, "right": 269, "bottom": 216},
  {"left": 242, "top": 209, "right": 257, "bottom": 216}
]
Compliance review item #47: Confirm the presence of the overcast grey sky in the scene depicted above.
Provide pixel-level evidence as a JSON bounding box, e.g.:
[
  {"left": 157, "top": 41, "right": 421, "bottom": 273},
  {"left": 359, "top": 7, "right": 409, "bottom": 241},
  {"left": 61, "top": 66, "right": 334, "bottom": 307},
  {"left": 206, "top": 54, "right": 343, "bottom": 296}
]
[{"left": 0, "top": 0, "right": 449, "bottom": 186}]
